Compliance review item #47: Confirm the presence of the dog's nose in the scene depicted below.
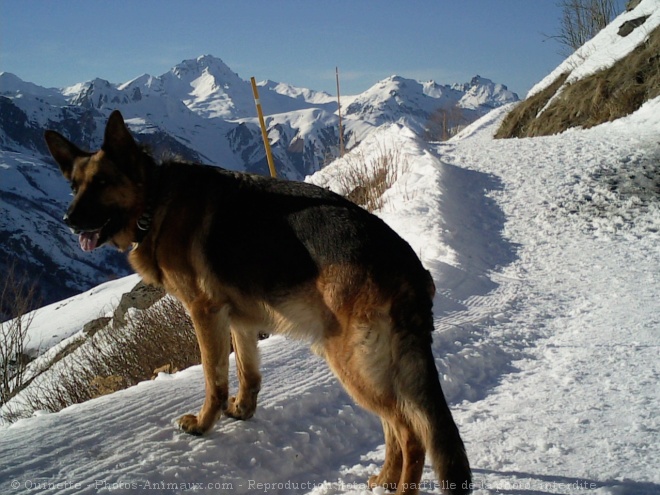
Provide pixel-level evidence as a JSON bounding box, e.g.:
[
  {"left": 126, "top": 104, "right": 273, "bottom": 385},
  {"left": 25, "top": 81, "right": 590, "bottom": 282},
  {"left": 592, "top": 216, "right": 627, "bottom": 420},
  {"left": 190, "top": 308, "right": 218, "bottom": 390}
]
[{"left": 63, "top": 213, "right": 70, "bottom": 225}]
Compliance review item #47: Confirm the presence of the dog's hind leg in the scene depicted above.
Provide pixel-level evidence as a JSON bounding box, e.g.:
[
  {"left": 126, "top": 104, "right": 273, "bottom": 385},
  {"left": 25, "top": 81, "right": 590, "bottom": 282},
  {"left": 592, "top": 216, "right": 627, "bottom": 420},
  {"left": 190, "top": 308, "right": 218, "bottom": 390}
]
[
  {"left": 323, "top": 313, "right": 427, "bottom": 495},
  {"left": 386, "top": 412, "right": 426, "bottom": 495},
  {"left": 225, "top": 327, "right": 261, "bottom": 420},
  {"left": 178, "top": 300, "right": 231, "bottom": 435},
  {"left": 368, "top": 418, "right": 403, "bottom": 491}
]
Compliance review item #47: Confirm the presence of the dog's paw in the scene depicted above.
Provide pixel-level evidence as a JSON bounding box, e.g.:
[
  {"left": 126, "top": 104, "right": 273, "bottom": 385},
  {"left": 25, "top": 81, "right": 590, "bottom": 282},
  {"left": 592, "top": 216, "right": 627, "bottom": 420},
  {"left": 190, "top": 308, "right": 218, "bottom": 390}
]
[
  {"left": 178, "top": 414, "right": 206, "bottom": 436},
  {"left": 224, "top": 396, "right": 255, "bottom": 420},
  {"left": 368, "top": 473, "right": 398, "bottom": 491}
]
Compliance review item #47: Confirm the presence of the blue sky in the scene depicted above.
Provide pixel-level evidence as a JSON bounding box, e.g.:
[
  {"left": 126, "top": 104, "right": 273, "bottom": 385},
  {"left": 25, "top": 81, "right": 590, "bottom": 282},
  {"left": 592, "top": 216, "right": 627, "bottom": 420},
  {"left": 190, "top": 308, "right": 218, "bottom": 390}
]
[{"left": 1, "top": 1, "right": 570, "bottom": 97}]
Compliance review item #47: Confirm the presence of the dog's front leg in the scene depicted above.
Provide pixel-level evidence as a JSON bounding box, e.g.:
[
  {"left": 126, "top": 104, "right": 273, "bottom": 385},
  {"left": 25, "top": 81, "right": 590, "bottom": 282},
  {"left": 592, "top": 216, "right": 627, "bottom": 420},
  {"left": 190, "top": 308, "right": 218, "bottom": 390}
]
[
  {"left": 178, "top": 301, "right": 231, "bottom": 435},
  {"left": 225, "top": 327, "right": 261, "bottom": 420}
]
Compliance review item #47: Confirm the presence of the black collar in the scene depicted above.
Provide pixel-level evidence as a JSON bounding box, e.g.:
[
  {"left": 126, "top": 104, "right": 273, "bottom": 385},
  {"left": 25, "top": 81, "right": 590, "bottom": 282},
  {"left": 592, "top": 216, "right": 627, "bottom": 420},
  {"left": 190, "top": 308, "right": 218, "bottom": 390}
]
[{"left": 135, "top": 165, "right": 161, "bottom": 244}]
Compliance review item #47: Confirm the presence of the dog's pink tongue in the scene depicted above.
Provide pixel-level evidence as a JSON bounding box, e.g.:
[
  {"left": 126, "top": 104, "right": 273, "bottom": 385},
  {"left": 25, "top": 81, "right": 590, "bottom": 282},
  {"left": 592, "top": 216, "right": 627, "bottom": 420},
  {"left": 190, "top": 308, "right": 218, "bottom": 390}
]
[{"left": 79, "top": 231, "right": 100, "bottom": 252}]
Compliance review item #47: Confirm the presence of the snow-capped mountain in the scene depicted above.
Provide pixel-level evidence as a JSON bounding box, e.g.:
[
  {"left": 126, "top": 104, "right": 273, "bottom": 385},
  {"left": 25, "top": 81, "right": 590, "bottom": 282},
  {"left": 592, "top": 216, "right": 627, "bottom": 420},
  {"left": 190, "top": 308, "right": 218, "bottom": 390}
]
[
  {"left": 453, "top": 75, "right": 519, "bottom": 109},
  {"left": 1, "top": 55, "right": 517, "bottom": 175},
  {"left": 0, "top": 55, "right": 517, "bottom": 313},
  {"left": 343, "top": 74, "right": 518, "bottom": 134}
]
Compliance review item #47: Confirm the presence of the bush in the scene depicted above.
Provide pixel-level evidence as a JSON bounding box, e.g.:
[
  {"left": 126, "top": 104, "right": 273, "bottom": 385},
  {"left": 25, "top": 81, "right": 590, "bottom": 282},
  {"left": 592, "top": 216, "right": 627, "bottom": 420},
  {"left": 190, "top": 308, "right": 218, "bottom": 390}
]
[
  {"left": 337, "top": 143, "right": 410, "bottom": 212},
  {"left": 549, "top": 0, "right": 622, "bottom": 54},
  {"left": 2, "top": 295, "right": 199, "bottom": 422},
  {"left": 424, "top": 104, "right": 469, "bottom": 142},
  {"left": 0, "top": 260, "right": 38, "bottom": 409}
]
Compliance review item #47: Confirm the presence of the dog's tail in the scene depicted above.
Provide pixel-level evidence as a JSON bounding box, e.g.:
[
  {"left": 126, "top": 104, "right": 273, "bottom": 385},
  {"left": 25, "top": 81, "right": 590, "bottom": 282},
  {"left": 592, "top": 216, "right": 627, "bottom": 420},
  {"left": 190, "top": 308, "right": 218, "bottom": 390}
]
[
  {"left": 393, "top": 292, "right": 472, "bottom": 494},
  {"left": 396, "top": 342, "right": 472, "bottom": 494}
]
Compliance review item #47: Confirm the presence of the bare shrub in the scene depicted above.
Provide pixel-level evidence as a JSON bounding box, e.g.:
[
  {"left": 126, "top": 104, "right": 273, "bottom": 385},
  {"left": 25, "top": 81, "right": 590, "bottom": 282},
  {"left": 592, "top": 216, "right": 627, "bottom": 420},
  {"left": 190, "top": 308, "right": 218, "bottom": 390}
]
[
  {"left": 0, "top": 260, "right": 38, "bottom": 409},
  {"left": 3, "top": 295, "right": 199, "bottom": 421},
  {"left": 425, "top": 104, "right": 469, "bottom": 142},
  {"left": 338, "top": 143, "right": 410, "bottom": 212},
  {"left": 548, "top": 0, "right": 623, "bottom": 54}
]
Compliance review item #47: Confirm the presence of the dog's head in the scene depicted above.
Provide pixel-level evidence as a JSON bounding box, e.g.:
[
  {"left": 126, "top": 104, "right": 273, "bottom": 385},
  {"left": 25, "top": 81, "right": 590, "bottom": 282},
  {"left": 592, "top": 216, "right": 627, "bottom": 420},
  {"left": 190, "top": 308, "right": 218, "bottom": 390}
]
[{"left": 45, "top": 110, "right": 150, "bottom": 252}]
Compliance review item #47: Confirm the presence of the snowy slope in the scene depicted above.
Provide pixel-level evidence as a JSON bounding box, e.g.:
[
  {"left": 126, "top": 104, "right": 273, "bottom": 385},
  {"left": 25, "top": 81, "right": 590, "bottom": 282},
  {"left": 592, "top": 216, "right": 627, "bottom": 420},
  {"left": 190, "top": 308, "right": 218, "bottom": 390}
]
[
  {"left": 441, "top": 99, "right": 660, "bottom": 494},
  {"left": 17, "top": 275, "right": 141, "bottom": 354},
  {"left": 2, "top": 93, "right": 659, "bottom": 494},
  {"left": 0, "top": 150, "right": 131, "bottom": 317},
  {"left": 529, "top": 0, "right": 660, "bottom": 97}
]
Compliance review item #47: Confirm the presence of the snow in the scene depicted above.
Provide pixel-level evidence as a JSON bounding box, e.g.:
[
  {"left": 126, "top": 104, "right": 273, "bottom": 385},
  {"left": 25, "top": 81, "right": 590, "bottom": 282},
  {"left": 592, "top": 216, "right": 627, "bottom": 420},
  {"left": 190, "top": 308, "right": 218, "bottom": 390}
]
[
  {"left": 21, "top": 275, "right": 141, "bottom": 353},
  {"left": 438, "top": 96, "right": 660, "bottom": 494},
  {"left": 259, "top": 80, "right": 336, "bottom": 105},
  {"left": 0, "top": 73, "right": 66, "bottom": 103},
  {"left": 2, "top": 91, "right": 659, "bottom": 493}
]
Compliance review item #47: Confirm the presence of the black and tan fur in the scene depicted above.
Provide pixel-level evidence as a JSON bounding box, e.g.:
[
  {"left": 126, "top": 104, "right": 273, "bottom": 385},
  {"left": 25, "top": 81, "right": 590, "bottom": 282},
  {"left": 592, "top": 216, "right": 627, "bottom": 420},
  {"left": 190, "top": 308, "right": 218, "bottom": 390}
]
[{"left": 44, "top": 111, "right": 471, "bottom": 495}]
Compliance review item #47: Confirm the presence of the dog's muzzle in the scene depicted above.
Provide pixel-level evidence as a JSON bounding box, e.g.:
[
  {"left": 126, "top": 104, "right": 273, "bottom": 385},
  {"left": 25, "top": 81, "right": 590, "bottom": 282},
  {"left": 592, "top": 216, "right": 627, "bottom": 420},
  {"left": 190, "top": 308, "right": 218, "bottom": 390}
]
[{"left": 63, "top": 213, "right": 109, "bottom": 252}]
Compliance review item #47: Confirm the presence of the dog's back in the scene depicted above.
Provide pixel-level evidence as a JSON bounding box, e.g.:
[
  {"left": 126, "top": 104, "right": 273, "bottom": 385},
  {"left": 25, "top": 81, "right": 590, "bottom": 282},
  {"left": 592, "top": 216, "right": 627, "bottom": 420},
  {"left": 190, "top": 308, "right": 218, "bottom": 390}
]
[{"left": 140, "top": 162, "right": 430, "bottom": 301}]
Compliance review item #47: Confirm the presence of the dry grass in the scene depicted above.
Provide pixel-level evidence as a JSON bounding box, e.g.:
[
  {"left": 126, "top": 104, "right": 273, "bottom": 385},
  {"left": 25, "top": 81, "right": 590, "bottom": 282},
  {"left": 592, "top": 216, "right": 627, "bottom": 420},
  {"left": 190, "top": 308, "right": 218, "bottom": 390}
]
[
  {"left": 496, "top": 25, "right": 660, "bottom": 138},
  {"left": 495, "top": 73, "right": 570, "bottom": 139},
  {"left": 338, "top": 143, "right": 410, "bottom": 212},
  {"left": 2, "top": 296, "right": 199, "bottom": 422}
]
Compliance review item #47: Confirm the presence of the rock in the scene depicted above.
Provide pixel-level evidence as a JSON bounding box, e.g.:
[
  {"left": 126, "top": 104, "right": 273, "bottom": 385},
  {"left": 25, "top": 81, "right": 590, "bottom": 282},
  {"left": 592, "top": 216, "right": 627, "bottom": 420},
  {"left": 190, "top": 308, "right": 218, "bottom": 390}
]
[
  {"left": 112, "top": 281, "right": 166, "bottom": 328},
  {"left": 152, "top": 363, "right": 179, "bottom": 379},
  {"left": 83, "top": 316, "right": 112, "bottom": 336},
  {"left": 618, "top": 15, "right": 649, "bottom": 37}
]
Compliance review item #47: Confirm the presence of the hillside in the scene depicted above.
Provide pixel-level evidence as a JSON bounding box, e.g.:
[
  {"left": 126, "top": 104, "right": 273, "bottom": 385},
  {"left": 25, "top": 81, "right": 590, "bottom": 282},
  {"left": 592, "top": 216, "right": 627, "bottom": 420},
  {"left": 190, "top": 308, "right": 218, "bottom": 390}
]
[
  {"left": 0, "top": 58, "right": 517, "bottom": 313},
  {"left": 496, "top": 0, "right": 660, "bottom": 138}
]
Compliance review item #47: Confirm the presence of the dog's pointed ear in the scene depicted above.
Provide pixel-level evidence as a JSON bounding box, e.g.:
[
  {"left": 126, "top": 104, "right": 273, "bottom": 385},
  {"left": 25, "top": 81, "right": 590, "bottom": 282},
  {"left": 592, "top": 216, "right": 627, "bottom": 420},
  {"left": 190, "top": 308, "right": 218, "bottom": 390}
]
[
  {"left": 44, "top": 130, "right": 88, "bottom": 180},
  {"left": 102, "top": 110, "right": 138, "bottom": 158}
]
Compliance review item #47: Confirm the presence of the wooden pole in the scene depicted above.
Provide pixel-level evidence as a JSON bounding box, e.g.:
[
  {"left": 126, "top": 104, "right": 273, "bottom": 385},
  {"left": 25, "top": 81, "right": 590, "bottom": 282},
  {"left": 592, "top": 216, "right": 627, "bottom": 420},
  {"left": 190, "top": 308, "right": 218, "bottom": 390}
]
[
  {"left": 250, "top": 77, "right": 277, "bottom": 178},
  {"left": 336, "top": 67, "right": 345, "bottom": 157}
]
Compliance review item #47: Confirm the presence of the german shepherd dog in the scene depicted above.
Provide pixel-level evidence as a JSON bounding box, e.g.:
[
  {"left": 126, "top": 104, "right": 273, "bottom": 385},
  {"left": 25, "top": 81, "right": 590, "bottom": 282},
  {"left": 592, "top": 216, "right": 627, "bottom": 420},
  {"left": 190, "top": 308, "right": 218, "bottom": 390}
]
[{"left": 45, "top": 111, "right": 471, "bottom": 495}]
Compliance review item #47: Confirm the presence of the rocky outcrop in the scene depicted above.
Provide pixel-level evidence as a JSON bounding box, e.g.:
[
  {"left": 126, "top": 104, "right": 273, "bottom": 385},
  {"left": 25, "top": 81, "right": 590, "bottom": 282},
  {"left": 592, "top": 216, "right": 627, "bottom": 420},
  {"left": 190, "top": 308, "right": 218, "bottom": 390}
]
[{"left": 112, "top": 281, "right": 166, "bottom": 328}]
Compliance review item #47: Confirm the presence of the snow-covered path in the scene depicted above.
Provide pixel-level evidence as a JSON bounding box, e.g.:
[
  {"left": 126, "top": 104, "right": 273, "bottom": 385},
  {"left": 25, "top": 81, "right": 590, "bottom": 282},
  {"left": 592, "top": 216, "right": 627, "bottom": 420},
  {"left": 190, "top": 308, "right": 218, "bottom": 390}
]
[
  {"left": 440, "top": 104, "right": 660, "bottom": 494},
  {"left": 1, "top": 336, "right": 387, "bottom": 494}
]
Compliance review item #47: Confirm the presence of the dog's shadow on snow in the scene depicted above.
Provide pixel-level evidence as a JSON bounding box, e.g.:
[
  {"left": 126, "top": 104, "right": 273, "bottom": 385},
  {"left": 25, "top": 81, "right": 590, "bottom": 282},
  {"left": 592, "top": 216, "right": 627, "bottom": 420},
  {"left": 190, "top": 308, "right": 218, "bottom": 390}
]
[{"left": 474, "top": 469, "right": 660, "bottom": 495}]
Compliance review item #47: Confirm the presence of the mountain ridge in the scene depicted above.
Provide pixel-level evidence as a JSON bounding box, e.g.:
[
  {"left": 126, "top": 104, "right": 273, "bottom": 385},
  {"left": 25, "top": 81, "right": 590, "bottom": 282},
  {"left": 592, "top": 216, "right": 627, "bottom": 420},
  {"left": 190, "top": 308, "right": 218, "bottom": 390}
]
[
  {"left": 0, "top": 55, "right": 518, "bottom": 313},
  {"left": 1, "top": 54, "right": 518, "bottom": 166}
]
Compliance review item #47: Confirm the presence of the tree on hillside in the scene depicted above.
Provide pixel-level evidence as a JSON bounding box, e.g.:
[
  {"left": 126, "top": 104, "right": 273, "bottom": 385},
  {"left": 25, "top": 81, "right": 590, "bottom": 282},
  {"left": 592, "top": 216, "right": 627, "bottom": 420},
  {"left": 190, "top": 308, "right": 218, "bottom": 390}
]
[
  {"left": 550, "top": 0, "right": 623, "bottom": 54},
  {"left": 0, "top": 260, "right": 38, "bottom": 408},
  {"left": 425, "top": 104, "right": 468, "bottom": 142}
]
